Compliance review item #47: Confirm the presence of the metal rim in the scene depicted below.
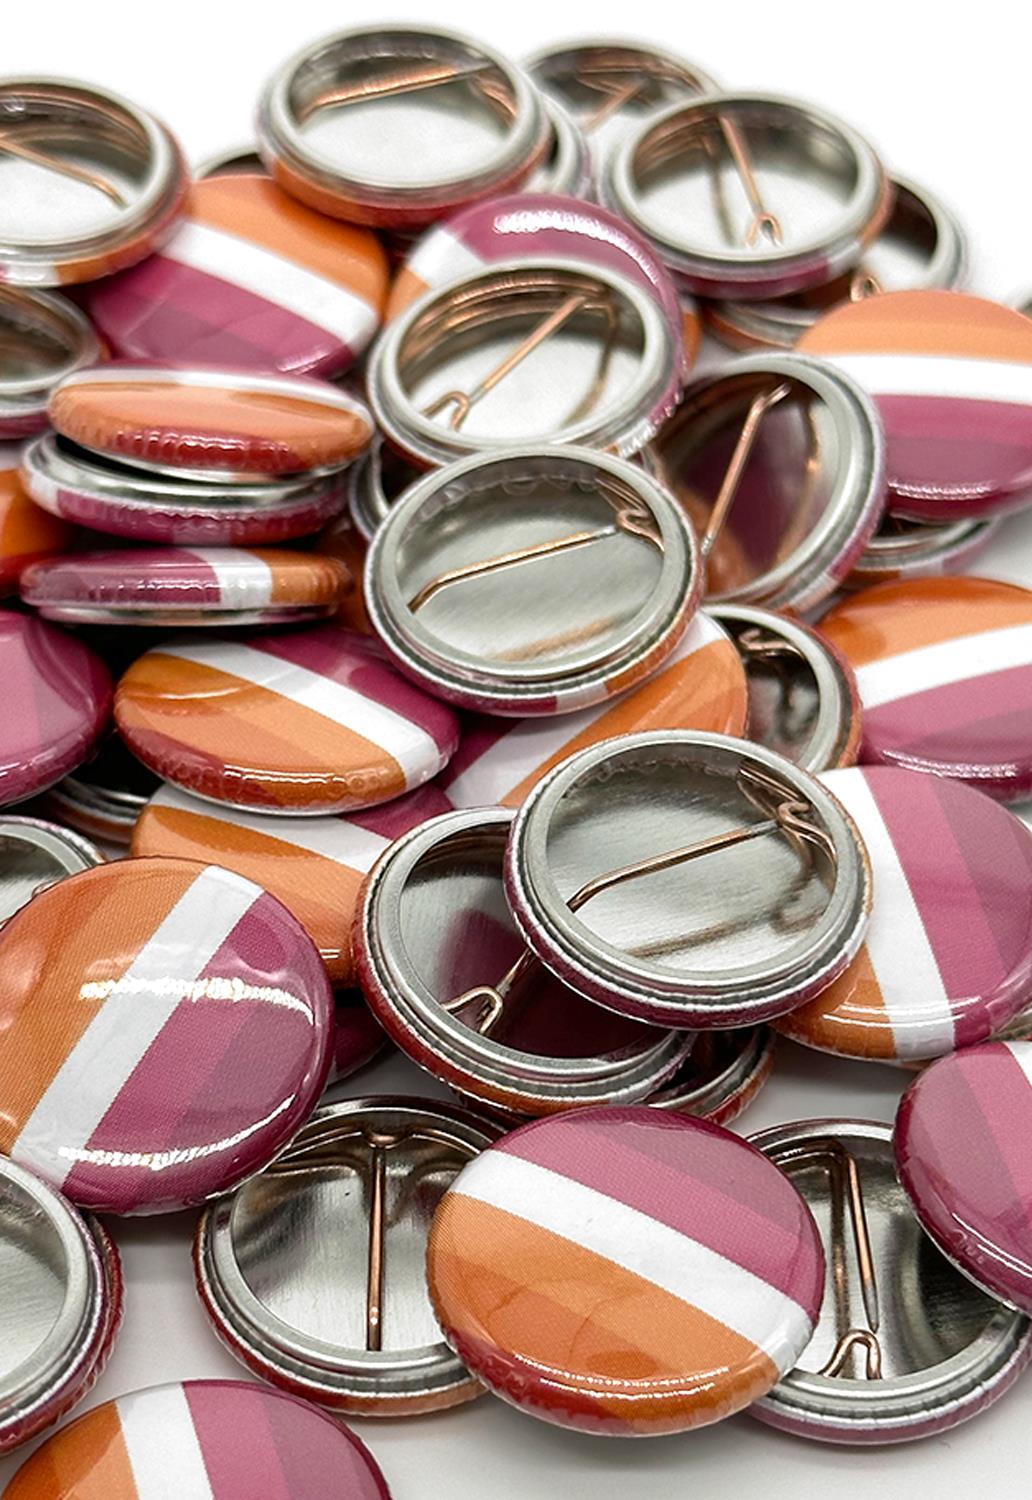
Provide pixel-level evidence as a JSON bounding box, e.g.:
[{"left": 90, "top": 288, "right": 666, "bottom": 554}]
[
  {"left": 748, "top": 1118, "right": 1032, "bottom": 1441},
  {"left": 648, "top": 353, "right": 885, "bottom": 612},
  {"left": 0, "top": 288, "right": 100, "bottom": 414},
  {"left": 194, "top": 1095, "right": 501, "bottom": 1414},
  {"left": 525, "top": 37, "right": 719, "bottom": 118},
  {"left": 364, "top": 443, "right": 698, "bottom": 711},
  {"left": 367, "top": 255, "right": 680, "bottom": 466},
  {"left": 0, "top": 815, "right": 103, "bottom": 903},
  {"left": 257, "top": 26, "right": 545, "bottom": 212},
  {"left": 356, "top": 806, "right": 691, "bottom": 1108},
  {"left": 648, "top": 1025, "right": 775, "bottom": 1117},
  {"left": 849, "top": 511, "right": 999, "bottom": 582},
  {"left": 505, "top": 731, "right": 871, "bottom": 1027},
  {"left": 527, "top": 98, "right": 591, "bottom": 196}
]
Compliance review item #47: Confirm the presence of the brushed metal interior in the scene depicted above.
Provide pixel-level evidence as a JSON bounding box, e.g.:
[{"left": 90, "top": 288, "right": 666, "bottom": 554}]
[{"left": 0, "top": 818, "right": 101, "bottom": 926}]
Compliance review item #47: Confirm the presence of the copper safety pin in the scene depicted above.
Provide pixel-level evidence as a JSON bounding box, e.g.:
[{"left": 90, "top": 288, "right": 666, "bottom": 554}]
[
  {"left": 300, "top": 58, "right": 500, "bottom": 121},
  {"left": 849, "top": 268, "right": 884, "bottom": 300},
  {"left": 575, "top": 56, "right": 709, "bottom": 134},
  {"left": 0, "top": 128, "right": 130, "bottom": 208},
  {"left": 699, "top": 380, "right": 794, "bottom": 560},
  {"left": 421, "top": 287, "right": 619, "bottom": 432},
  {"left": 715, "top": 115, "right": 784, "bottom": 247},
  {"left": 771, "top": 1137, "right": 883, "bottom": 1380},
  {"left": 407, "top": 486, "right": 663, "bottom": 614},
  {"left": 443, "top": 764, "right": 837, "bottom": 1036}
]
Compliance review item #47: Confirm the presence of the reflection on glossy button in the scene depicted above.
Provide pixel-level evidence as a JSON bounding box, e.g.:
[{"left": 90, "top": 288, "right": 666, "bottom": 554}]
[
  {"left": 428, "top": 1106, "right": 824, "bottom": 1435},
  {"left": 0, "top": 857, "right": 333, "bottom": 1214}
]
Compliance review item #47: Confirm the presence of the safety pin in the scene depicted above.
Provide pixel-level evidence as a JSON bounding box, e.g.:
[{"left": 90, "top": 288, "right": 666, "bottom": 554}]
[
  {"left": 849, "top": 268, "right": 884, "bottom": 300},
  {"left": 0, "top": 129, "right": 129, "bottom": 208},
  {"left": 699, "top": 381, "right": 794, "bottom": 561},
  {"left": 422, "top": 287, "right": 619, "bottom": 432},
  {"left": 299, "top": 58, "right": 498, "bottom": 120},
  {"left": 442, "top": 763, "right": 837, "bottom": 1036},
  {"left": 407, "top": 487, "right": 663, "bottom": 613},
  {"left": 771, "top": 1137, "right": 882, "bottom": 1380},
  {"left": 716, "top": 115, "right": 784, "bottom": 247}
]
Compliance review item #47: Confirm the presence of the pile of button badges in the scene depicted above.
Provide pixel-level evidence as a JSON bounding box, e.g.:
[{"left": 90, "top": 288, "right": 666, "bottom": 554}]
[{"left": 1, "top": 23, "right": 1032, "bottom": 1494}]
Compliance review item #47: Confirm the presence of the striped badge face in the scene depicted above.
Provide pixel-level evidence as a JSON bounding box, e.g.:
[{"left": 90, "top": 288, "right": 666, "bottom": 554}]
[
  {"left": 115, "top": 625, "right": 460, "bottom": 816},
  {"left": 819, "top": 576, "right": 1032, "bottom": 800},
  {"left": 440, "top": 612, "right": 747, "bottom": 809},
  {"left": 21, "top": 547, "right": 350, "bottom": 622},
  {"left": 48, "top": 367, "right": 374, "bottom": 476},
  {"left": 0, "top": 443, "right": 73, "bottom": 591},
  {"left": 0, "top": 610, "right": 111, "bottom": 807},
  {"left": 799, "top": 290, "right": 1032, "bottom": 519},
  {"left": 428, "top": 1107, "right": 823, "bottom": 1435},
  {"left": 775, "top": 767, "right": 1032, "bottom": 1061},
  {"left": 2, "top": 1380, "right": 391, "bottom": 1499},
  {"left": 896, "top": 1041, "right": 1032, "bottom": 1314},
  {"left": 83, "top": 175, "right": 388, "bottom": 378},
  {"left": 0, "top": 858, "right": 334, "bottom": 1214},
  {"left": 132, "top": 781, "right": 452, "bottom": 984}
]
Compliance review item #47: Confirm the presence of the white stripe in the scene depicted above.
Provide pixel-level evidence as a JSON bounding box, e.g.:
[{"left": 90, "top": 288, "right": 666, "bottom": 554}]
[
  {"left": 60, "top": 363, "right": 371, "bottom": 417},
  {"left": 404, "top": 227, "right": 486, "bottom": 294},
  {"left": 163, "top": 640, "right": 441, "bottom": 786},
  {"left": 453, "top": 1151, "right": 809, "bottom": 1371},
  {"left": 165, "top": 219, "right": 377, "bottom": 350},
  {"left": 826, "top": 768, "right": 954, "bottom": 1056},
  {"left": 854, "top": 621, "right": 1032, "bottom": 709},
  {"left": 187, "top": 547, "right": 275, "bottom": 610},
  {"left": 149, "top": 783, "right": 391, "bottom": 872},
  {"left": 118, "top": 1385, "right": 214, "bottom": 1500},
  {"left": 446, "top": 614, "right": 726, "bottom": 808},
  {"left": 12, "top": 867, "right": 258, "bottom": 1188},
  {"left": 1005, "top": 1040, "right": 1032, "bottom": 1089},
  {"left": 822, "top": 351, "right": 1032, "bottom": 407}
]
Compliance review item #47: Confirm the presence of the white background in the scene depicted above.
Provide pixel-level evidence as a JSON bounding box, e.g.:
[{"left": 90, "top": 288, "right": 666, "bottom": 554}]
[{"left": 4, "top": 3, "right": 1032, "bottom": 1496}]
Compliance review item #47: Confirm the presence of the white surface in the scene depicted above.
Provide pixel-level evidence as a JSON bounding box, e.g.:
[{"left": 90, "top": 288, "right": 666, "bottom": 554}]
[{"left": 4, "top": 3, "right": 1032, "bottom": 1495}]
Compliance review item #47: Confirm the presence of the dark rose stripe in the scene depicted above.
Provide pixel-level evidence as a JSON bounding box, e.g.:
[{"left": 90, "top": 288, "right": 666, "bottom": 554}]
[
  {"left": 878, "top": 394, "right": 1032, "bottom": 515},
  {"left": 186, "top": 1382, "right": 295, "bottom": 1500},
  {"left": 863, "top": 661, "right": 1032, "bottom": 781}
]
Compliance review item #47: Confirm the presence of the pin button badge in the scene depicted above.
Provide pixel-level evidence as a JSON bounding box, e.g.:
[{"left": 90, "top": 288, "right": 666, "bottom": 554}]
[
  {"left": 798, "top": 289, "right": 1032, "bottom": 519},
  {"left": 440, "top": 610, "right": 749, "bottom": 809},
  {"left": 647, "top": 353, "right": 885, "bottom": 612},
  {"left": 427, "top": 1106, "right": 824, "bottom": 1434},
  {"left": 0, "top": 1157, "right": 122, "bottom": 1455},
  {"left": 365, "top": 445, "right": 699, "bottom": 714},
  {"left": 354, "top": 807, "right": 691, "bottom": 1117},
  {"left": 0, "top": 857, "right": 334, "bottom": 1214},
  {"left": 647, "top": 1025, "right": 776, "bottom": 1125},
  {"left": 0, "top": 288, "right": 99, "bottom": 438},
  {"left": 43, "top": 733, "right": 160, "bottom": 847},
  {"left": 1, "top": 1380, "right": 392, "bottom": 1497},
  {"left": 195, "top": 1097, "right": 503, "bottom": 1416},
  {"left": 0, "top": 610, "right": 111, "bottom": 807},
  {"left": 0, "top": 77, "right": 187, "bottom": 287},
  {"left": 750, "top": 1119, "right": 1032, "bottom": 1443},
  {"left": 819, "top": 575, "right": 1032, "bottom": 800},
  {"left": 846, "top": 510, "right": 1000, "bottom": 588},
  {"left": 84, "top": 174, "right": 389, "bottom": 378},
  {"left": 775, "top": 767, "right": 1032, "bottom": 1062},
  {"left": 505, "top": 731, "right": 871, "bottom": 1028}
]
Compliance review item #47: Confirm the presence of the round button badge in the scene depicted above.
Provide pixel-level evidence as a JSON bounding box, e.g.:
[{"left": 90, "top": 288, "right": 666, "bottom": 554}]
[
  {"left": 0, "top": 857, "right": 334, "bottom": 1214},
  {"left": 427, "top": 1107, "right": 824, "bottom": 1435},
  {"left": 0, "top": 442, "right": 73, "bottom": 592}
]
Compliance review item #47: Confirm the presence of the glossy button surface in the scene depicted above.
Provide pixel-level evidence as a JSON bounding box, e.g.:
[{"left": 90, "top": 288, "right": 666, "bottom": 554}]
[
  {"left": 440, "top": 612, "right": 748, "bottom": 808},
  {"left": 132, "top": 781, "right": 452, "bottom": 984},
  {"left": 0, "top": 610, "right": 111, "bottom": 806},
  {"left": 799, "top": 290, "right": 1032, "bottom": 519},
  {"left": 427, "top": 1107, "right": 824, "bottom": 1435},
  {"left": 0, "top": 857, "right": 333, "bottom": 1214},
  {"left": 21, "top": 547, "right": 351, "bottom": 626},
  {"left": 776, "top": 767, "right": 1032, "bottom": 1061},
  {"left": 820, "top": 576, "right": 1032, "bottom": 800},
  {"left": 1, "top": 1380, "right": 391, "bottom": 1498},
  {"left": 0, "top": 443, "right": 73, "bottom": 592},
  {"left": 896, "top": 1041, "right": 1032, "bottom": 1314},
  {"left": 48, "top": 366, "right": 373, "bottom": 476},
  {"left": 84, "top": 175, "right": 388, "bottom": 377},
  {"left": 115, "top": 625, "right": 460, "bottom": 815}
]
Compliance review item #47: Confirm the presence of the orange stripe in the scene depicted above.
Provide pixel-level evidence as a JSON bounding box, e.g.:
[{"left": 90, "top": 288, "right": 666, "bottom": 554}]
[
  {"left": 386, "top": 267, "right": 428, "bottom": 320},
  {"left": 800, "top": 289, "right": 1032, "bottom": 362},
  {"left": 318, "top": 523, "right": 372, "bottom": 634},
  {"left": 132, "top": 804, "right": 362, "bottom": 982},
  {"left": 115, "top": 654, "right": 406, "bottom": 808},
  {"left": 2, "top": 1393, "right": 137, "bottom": 1500},
  {"left": 242, "top": 550, "right": 349, "bottom": 606},
  {"left": 429, "top": 1195, "right": 775, "bottom": 1426},
  {"left": 185, "top": 175, "right": 388, "bottom": 311},
  {"left": 0, "top": 863, "right": 201, "bottom": 1148},
  {"left": 500, "top": 639, "right": 747, "bottom": 806},
  {"left": 774, "top": 943, "right": 896, "bottom": 1058},
  {"left": 819, "top": 577, "right": 1032, "bottom": 668},
  {"left": 0, "top": 468, "right": 71, "bottom": 561}
]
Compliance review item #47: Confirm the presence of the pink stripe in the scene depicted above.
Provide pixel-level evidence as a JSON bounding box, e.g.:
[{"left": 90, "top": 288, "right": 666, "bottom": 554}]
[
  {"left": 86, "top": 257, "right": 354, "bottom": 377},
  {"left": 330, "top": 993, "right": 387, "bottom": 1081},
  {"left": 261, "top": 1383, "right": 390, "bottom": 1497},
  {"left": 955, "top": 1051, "right": 1032, "bottom": 1235},
  {"left": 498, "top": 1110, "right": 823, "bottom": 1308},
  {"left": 63, "top": 894, "right": 332, "bottom": 1212},
  {"left": 1, "top": 615, "right": 111, "bottom": 802},
  {"left": 186, "top": 1382, "right": 295, "bottom": 1500},
  {"left": 346, "top": 780, "right": 451, "bottom": 838},
  {"left": 23, "top": 548, "right": 224, "bottom": 607},
  {"left": 879, "top": 394, "right": 1032, "bottom": 516},
  {"left": 255, "top": 626, "right": 459, "bottom": 759}
]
